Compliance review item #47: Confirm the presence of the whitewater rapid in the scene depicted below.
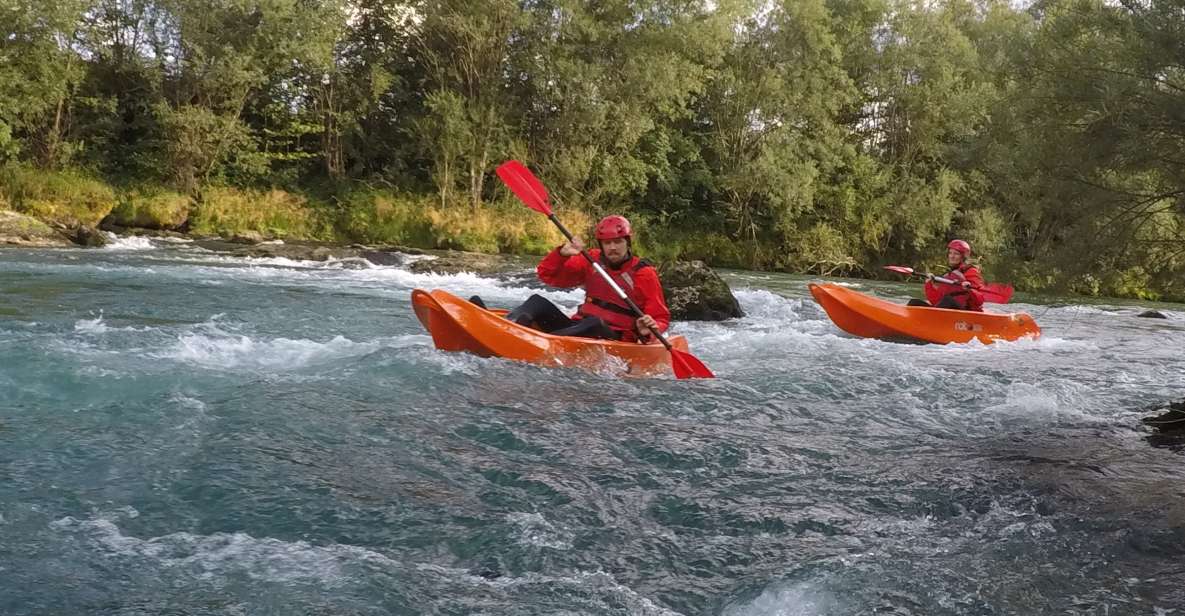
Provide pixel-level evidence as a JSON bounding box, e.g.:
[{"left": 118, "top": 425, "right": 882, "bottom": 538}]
[{"left": 2, "top": 236, "right": 1183, "bottom": 615}]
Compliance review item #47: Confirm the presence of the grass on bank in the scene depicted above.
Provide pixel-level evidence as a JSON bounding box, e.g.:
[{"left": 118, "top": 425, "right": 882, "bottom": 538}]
[
  {"left": 0, "top": 165, "right": 116, "bottom": 227},
  {"left": 107, "top": 186, "right": 191, "bottom": 230}
]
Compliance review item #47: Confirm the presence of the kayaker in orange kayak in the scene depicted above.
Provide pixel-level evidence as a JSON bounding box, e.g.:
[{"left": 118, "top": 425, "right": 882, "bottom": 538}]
[
  {"left": 908, "top": 239, "right": 985, "bottom": 311},
  {"left": 473, "top": 215, "right": 671, "bottom": 342}
]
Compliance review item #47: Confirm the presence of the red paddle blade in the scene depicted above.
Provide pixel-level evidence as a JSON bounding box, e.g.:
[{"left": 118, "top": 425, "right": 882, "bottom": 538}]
[
  {"left": 496, "top": 160, "right": 552, "bottom": 216},
  {"left": 670, "top": 349, "right": 714, "bottom": 379},
  {"left": 980, "top": 283, "right": 1013, "bottom": 304},
  {"left": 883, "top": 265, "right": 916, "bottom": 275}
]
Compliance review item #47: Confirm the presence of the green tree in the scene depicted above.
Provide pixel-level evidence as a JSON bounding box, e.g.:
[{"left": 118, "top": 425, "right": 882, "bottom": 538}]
[
  {"left": 513, "top": 0, "right": 732, "bottom": 212},
  {"left": 693, "top": 0, "right": 856, "bottom": 267},
  {"left": 412, "top": 0, "right": 523, "bottom": 208},
  {"left": 0, "top": 0, "right": 90, "bottom": 167}
]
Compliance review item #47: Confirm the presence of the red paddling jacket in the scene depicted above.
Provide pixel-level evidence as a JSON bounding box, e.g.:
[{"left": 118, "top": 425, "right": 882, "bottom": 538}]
[
  {"left": 924, "top": 263, "right": 985, "bottom": 311},
  {"left": 537, "top": 247, "right": 671, "bottom": 342}
]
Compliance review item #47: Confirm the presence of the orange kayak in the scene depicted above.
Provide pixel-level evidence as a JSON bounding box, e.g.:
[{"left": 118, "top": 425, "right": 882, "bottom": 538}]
[
  {"left": 411, "top": 288, "right": 691, "bottom": 376},
  {"left": 809, "top": 282, "right": 1040, "bottom": 344}
]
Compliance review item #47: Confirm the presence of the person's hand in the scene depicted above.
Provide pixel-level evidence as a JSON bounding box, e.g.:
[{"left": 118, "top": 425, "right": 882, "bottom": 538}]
[
  {"left": 961, "top": 281, "right": 973, "bottom": 289},
  {"left": 925, "top": 273, "right": 935, "bottom": 281},
  {"left": 636, "top": 314, "right": 658, "bottom": 336},
  {"left": 560, "top": 237, "right": 584, "bottom": 256}
]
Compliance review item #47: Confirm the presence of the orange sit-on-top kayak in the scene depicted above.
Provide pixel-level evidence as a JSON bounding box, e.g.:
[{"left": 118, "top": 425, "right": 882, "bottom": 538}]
[
  {"left": 411, "top": 288, "right": 691, "bottom": 375},
  {"left": 809, "top": 282, "right": 1040, "bottom": 345}
]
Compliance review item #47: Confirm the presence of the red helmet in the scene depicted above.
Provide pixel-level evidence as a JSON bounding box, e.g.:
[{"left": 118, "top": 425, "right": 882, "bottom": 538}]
[
  {"left": 595, "top": 215, "right": 631, "bottom": 241},
  {"left": 948, "top": 239, "right": 971, "bottom": 257}
]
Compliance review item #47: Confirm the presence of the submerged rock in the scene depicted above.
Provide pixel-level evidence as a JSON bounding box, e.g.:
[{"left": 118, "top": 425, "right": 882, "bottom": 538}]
[
  {"left": 658, "top": 260, "right": 744, "bottom": 321},
  {"left": 1137, "top": 310, "right": 1168, "bottom": 319},
  {"left": 1143, "top": 400, "right": 1185, "bottom": 451},
  {"left": 228, "top": 230, "right": 266, "bottom": 244},
  {"left": 0, "top": 210, "right": 73, "bottom": 247},
  {"left": 408, "top": 250, "right": 528, "bottom": 276},
  {"left": 101, "top": 222, "right": 190, "bottom": 240},
  {"left": 1143, "top": 400, "right": 1185, "bottom": 433},
  {"left": 189, "top": 238, "right": 434, "bottom": 269}
]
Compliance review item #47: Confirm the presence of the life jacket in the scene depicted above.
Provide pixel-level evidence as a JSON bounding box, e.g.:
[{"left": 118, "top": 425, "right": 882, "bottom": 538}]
[
  {"left": 576, "top": 253, "right": 653, "bottom": 336},
  {"left": 924, "top": 262, "right": 984, "bottom": 310}
]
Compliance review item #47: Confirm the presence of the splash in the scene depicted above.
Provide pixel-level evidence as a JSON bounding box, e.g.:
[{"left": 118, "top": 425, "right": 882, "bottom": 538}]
[{"left": 102, "top": 234, "right": 157, "bottom": 251}]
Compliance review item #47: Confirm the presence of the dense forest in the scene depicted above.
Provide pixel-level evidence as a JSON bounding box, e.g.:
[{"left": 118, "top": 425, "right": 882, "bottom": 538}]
[{"left": 1, "top": 0, "right": 1183, "bottom": 300}]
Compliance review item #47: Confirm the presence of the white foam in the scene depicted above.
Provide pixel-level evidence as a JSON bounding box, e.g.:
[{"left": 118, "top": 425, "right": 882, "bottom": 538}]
[
  {"left": 169, "top": 393, "right": 208, "bottom": 413},
  {"left": 72, "top": 314, "right": 153, "bottom": 335},
  {"left": 733, "top": 288, "right": 806, "bottom": 323},
  {"left": 74, "top": 315, "right": 108, "bottom": 334},
  {"left": 102, "top": 234, "right": 157, "bottom": 251},
  {"left": 506, "top": 512, "right": 573, "bottom": 550},
  {"left": 50, "top": 513, "right": 398, "bottom": 585},
  {"left": 982, "top": 382, "right": 1100, "bottom": 425},
  {"left": 159, "top": 332, "right": 425, "bottom": 371},
  {"left": 473, "top": 570, "right": 683, "bottom": 616},
  {"left": 724, "top": 581, "right": 838, "bottom": 616}
]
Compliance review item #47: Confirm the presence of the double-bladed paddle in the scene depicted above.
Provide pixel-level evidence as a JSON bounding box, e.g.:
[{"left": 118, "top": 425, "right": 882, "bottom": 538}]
[
  {"left": 884, "top": 265, "right": 1014, "bottom": 304},
  {"left": 495, "top": 160, "right": 714, "bottom": 379}
]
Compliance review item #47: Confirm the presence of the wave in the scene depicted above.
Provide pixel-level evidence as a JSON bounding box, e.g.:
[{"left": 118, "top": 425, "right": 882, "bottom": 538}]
[
  {"left": 50, "top": 511, "right": 398, "bottom": 585},
  {"left": 723, "top": 581, "right": 839, "bottom": 616},
  {"left": 159, "top": 331, "right": 427, "bottom": 371},
  {"left": 101, "top": 234, "right": 158, "bottom": 251}
]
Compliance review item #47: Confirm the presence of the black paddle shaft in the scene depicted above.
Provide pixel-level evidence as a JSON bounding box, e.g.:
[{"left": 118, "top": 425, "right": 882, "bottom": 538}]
[{"left": 547, "top": 214, "right": 675, "bottom": 351}]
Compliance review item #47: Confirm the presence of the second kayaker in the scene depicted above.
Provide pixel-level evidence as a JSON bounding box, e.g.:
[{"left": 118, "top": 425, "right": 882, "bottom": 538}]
[
  {"left": 474, "top": 215, "right": 671, "bottom": 342},
  {"left": 909, "top": 239, "right": 985, "bottom": 311}
]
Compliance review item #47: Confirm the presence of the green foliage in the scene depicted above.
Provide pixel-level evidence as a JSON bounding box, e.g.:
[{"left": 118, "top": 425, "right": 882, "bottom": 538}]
[
  {"left": 952, "top": 206, "right": 1009, "bottom": 264},
  {"left": 152, "top": 105, "right": 266, "bottom": 192},
  {"left": 1, "top": 0, "right": 1183, "bottom": 301}
]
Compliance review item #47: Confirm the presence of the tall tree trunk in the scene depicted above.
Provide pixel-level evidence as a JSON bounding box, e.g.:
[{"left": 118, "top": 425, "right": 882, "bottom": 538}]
[
  {"left": 37, "top": 95, "right": 66, "bottom": 169},
  {"left": 321, "top": 81, "right": 344, "bottom": 178}
]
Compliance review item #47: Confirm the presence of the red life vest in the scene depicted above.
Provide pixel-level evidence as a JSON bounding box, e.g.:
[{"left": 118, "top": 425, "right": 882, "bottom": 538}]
[
  {"left": 576, "top": 253, "right": 653, "bottom": 335},
  {"left": 923, "top": 263, "right": 985, "bottom": 311}
]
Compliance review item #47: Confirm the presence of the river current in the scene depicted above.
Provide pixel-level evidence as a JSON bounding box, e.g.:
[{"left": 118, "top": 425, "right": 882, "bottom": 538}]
[{"left": 1, "top": 237, "right": 1182, "bottom": 615}]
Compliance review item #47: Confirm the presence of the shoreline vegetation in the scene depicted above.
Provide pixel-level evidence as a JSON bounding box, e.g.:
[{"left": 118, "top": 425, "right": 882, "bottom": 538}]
[
  {"left": 1, "top": 166, "right": 1184, "bottom": 305},
  {"left": 3, "top": 1, "right": 1184, "bottom": 302}
]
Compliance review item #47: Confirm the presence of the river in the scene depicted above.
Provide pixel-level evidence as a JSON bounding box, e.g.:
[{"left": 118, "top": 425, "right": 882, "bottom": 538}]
[{"left": 2, "top": 237, "right": 1182, "bottom": 615}]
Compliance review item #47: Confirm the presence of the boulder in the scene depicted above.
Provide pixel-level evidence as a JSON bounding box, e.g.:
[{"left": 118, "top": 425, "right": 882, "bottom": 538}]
[
  {"left": 63, "top": 224, "right": 109, "bottom": 247},
  {"left": 1137, "top": 310, "right": 1168, "bottom": 319},
  {"left": 357, "top": 250, "right": 409, "bottom": 267},
  {"left": 0, "top": 209, "right": 73, "bottom": 247},
  {"left": 657, "top": 260, "right": 743, "bottom": 321},
  {"left": 228, "top": 230, "right": 266, "bottom": 244}
]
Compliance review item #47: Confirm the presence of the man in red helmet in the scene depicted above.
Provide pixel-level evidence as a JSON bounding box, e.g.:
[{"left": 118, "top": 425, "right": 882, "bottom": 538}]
[
  {"left": 909, "top": 239, "right": 985, "bottom": 311},
  {"left": 488, "top": 215, "right": 671, "bottom": 342}
]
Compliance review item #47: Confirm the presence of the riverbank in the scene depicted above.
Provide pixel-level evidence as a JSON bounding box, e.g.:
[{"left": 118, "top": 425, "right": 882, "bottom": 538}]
[{"left": 2, "top": 165, "right": 1182, "bottom": 302}]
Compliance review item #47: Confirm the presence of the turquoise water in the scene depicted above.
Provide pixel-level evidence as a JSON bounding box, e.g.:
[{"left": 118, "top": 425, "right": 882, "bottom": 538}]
[{"left": 2, "top": 237, "right": 1183, "bottom": 615}]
